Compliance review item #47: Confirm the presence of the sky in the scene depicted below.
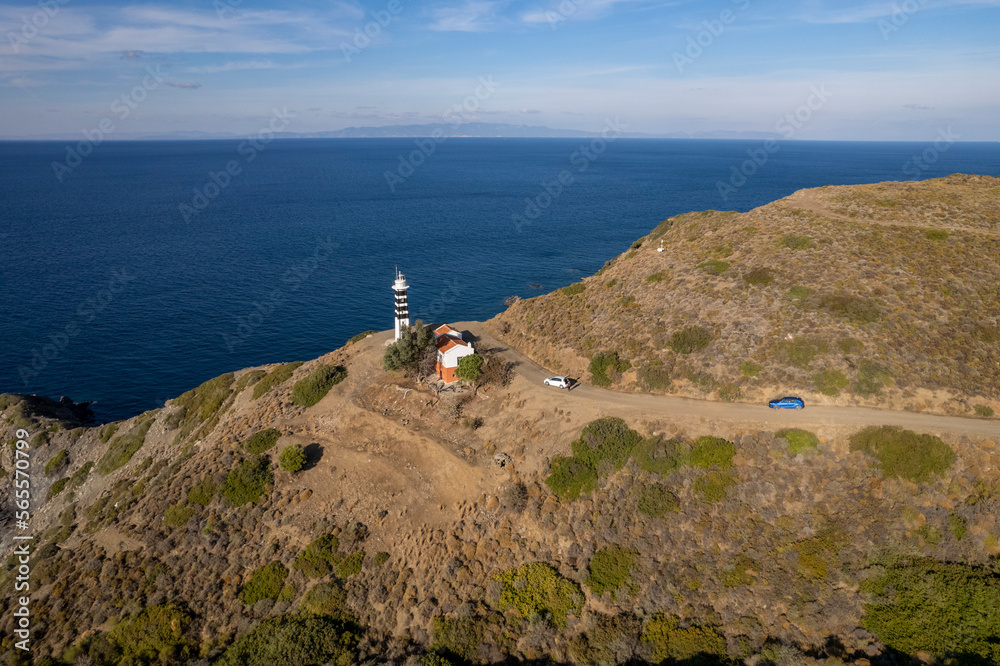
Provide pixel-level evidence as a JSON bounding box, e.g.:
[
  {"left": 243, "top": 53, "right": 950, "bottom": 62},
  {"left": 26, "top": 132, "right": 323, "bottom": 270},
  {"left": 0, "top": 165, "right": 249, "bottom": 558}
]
[{"left": 0, "top": 0, "right": 998, "bottom": 139}]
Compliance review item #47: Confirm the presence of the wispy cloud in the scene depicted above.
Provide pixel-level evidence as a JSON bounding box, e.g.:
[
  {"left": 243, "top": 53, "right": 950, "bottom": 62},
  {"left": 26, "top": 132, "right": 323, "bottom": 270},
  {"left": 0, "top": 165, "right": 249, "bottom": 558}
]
[
  {"left": 428, "top": 1, "right": 500, "bottom": 31},
  {"left": 165, "top": 81, "right": 201, "bottom": 89},
  {"left": 799, "top": 0, "right": 1000, "bottom": 23}
]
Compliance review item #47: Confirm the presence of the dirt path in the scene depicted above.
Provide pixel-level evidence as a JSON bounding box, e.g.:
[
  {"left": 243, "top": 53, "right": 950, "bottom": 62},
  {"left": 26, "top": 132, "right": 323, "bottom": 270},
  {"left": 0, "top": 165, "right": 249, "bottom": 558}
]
[
  {"left": 781, "top": 187, "right": 1000, "bottom": 237},
  {"left": 459, "top": 322, "right": 1000, "bottom": 441}
]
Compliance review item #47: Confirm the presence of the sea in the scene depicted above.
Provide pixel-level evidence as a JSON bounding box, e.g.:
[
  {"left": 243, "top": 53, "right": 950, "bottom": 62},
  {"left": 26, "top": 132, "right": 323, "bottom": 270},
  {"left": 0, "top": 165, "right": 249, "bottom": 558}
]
[{"left": 2, "top": 138, "right": 999, "bottom": 422}]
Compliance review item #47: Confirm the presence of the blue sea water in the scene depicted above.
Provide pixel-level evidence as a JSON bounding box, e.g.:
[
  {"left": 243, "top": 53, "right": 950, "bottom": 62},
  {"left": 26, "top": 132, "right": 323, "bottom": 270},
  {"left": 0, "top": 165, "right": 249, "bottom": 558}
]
[{"left": 2, "top": 138, "right": 999, "bottom": 422}]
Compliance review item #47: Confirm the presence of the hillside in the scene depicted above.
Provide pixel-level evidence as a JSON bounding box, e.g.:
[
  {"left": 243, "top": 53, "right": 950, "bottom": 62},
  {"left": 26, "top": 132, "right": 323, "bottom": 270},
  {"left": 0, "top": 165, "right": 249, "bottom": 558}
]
[
  {"left": 490, "top": 174, "right": 1000, "bottom": 417},
  {"left": 1, "top": 175, "right": 999, "bottom": 666}
]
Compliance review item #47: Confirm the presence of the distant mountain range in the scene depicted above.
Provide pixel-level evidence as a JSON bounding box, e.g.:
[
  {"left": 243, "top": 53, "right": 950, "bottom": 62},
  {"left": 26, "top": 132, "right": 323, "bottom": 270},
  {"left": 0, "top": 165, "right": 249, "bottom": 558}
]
[{"left": 3, "top": 123, "right": 786, "bottom": 141}]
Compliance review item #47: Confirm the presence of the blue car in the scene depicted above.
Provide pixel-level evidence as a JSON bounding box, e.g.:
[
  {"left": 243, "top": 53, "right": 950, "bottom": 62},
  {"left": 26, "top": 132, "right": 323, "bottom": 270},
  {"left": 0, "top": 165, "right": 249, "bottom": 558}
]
[{"left": 769, "top": 396, "right": 805, "bottom": 410}]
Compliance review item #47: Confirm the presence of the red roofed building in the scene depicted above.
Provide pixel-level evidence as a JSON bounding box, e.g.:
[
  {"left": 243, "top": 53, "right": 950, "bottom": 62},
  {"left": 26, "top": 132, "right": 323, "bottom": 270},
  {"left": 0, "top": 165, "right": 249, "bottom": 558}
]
[{"left": 434, "top": 324, "right": 475, "bottom": 383}]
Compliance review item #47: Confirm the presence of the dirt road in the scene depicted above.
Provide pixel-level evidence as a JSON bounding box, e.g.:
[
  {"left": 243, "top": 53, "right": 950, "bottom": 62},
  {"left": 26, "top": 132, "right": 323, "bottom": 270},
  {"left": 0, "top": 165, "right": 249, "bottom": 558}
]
[{"left": 459, "top": 322, "right": 1000, "bottom": 441}]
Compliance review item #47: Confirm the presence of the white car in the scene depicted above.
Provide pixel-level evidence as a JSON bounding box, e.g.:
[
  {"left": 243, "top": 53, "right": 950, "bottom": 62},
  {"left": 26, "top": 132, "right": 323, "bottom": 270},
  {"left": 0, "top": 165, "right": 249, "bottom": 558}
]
[{"left": 543, "top": 376, "right": 573, "bottom": 389}]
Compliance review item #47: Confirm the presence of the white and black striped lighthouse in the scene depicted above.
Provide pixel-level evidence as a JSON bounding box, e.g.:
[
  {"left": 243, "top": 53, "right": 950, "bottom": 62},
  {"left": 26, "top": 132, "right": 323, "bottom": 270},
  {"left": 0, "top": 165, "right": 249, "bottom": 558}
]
[{"left": 392, "top": 269, "right": 410, "bottom": 341}]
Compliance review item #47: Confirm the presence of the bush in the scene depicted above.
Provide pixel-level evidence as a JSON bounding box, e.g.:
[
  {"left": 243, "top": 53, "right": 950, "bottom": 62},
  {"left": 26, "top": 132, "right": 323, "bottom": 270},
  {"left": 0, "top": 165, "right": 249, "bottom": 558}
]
[
  {"left": 216, "top": 613, "right": 359, "bottom": 666},
  {"left": 646, "top": 272, "right": 665, "bottom": 283},
  {"left": 693, "top": 471, "right": 736, "bottom": 502},
  {"left": 292, "top": 365, "right": 347, "bottom": 407},
  {"left": 739, "top": 361, "right": 761, "bottom": 377},
  {"left": 849, "top": 426, "right": 955, "bottom": 482},
  {"left": 164, "top": 503, "right": 194, "bottom": 527},
  {"left": 302, "top": 581, "right": 347, "bottom": 616},
  {"left": 743, "top": 267, "right": 775, "bottom": 287},
  {"left": 838, "top": 337, "right": 864, "bottom": 353},
  {"left": 253, "top": 362, "right": 304, "bottom": 399},
  {"left": 721, "top": 555, "right": 757, "bottom": 587},
  {"left": 383, "top": 322, "right": 434, "bottom": 372},
  {"left": 346, "top": 330, "right": 378, "bottom": 345},
  {"left": 974, "top": 404, "right": 994, "bottom": 418},
  {"left": 776, "top": 428, "right": 819, "bottom": 455},
  {"left": 861, "top": 558, "right": 1000, "bottom": 662},
  {"left": 373, "top": 551, "right": 390, "bottom": 567},
  {"left": 689, "top": 436, "right": 735, "bottom": 469},
  {"left": 174, "top": 371, "right": 234, "bottom": 422},
  {"left": 561, "top": 282, "right": 586, "bottom": 295},
  {"left": 240, "top": 561, "right": 289, "bottom": 604},
  {"left": 784, "top": 337, "right": 829, "bottom": 368},
  {"left": 234, "top": 369, "right": 267, "bottom": 393},
  {"left": 222, "top": 455, "right": 274, "bottom": 506},
  {"left": 98, "top": 423, "right": 120, "bottom": 443},
  {"left": 642, "top": 615, "right": 727, "bottom": 663},
  {"left": 632, "top": 436, "right": 684, "bottom": 475},
  {"left": 779, "top": 233, "right": 813, "bottom": 250},
  {"left": 69, "top": 461, "right": 93, "bottom": 489},
  {"left": 294, "top": 534, "right": 341, "bottom": 578},
  {"left": 545, "top": 456, "right": 599, "bottom": 501},
  {"left": 187, "top": 477, "right": 217, "bottom": 506},
  {"left": 787, "top": 285, "right": 810, "bottom": 300},
  {"left": 47, "top": 477, "right": 69, "bottom": 499},
  {"left": 279, "top": 444, "right": 307, "bottom": 472},
  {"left": 854, "top": 360, "right": 892, "bottom": 397},
  {"left": 638, "top": 484, "right": 679, "bottom": 517},
  {"left": 813, "top": 368, "right": 849, "bottom": 396},
  {"left": 494, "top": 562, "right": 583, "bottom": 629},
  {"left": 669, "top": 326, "right": 712, "bottom": 354},
  {"left": 337, "top": 551, "right": 364, "bottom": 578},
  {"left": 697, "top": 260, "right": 729, "bottom": 275},
  {"left": 637, "top": 364, "right": 672, "bottom": 391},
  {"left": 456, "top": 354, "right": 483, "bottom": 382},
  {"left": 107, "top": 603, "right": 194, "bottom": 664},
  {"left": 45, "top": 450, "right": 69, "bottom": 476},
  {"left": 97, "top": 417, "right": 155, "bottom": 475},
  {"left": 244, "top": 428, "right": 282, "bottom": 454},
  {"left": 948, "top": 513, "right": 967, "bottom": 540},
  {"left": 818, "top": 293, "right": 881, "bottom": 324},
  {"left": 925, "top": 229, "right": 950, "bottom": 240},
  {"left": 589, "top": 350, "right": 631, "bottom": 387},
  {"left": 717, "top": 383, "right": 742, "bottom": 402},
  {"left": 586, "top": 545, "right": 637, "bottom": 599},
  {"left": 431, "top": 616, "right": 486, "bottom": 662}
]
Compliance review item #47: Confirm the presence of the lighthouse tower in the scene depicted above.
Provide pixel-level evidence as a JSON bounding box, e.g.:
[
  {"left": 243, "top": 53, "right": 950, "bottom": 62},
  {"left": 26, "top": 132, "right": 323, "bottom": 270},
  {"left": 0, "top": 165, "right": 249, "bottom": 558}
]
[{"left": 392, "top": 269, "right": 410, "bottom": 341}]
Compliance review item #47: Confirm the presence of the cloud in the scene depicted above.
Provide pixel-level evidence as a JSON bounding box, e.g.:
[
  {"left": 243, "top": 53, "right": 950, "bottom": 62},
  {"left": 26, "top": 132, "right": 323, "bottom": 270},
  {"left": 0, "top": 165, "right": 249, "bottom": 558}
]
[
  {"left": 904, "top": 103, "right": 933, "bottom": 110},
  {"left": 428, "top": 1, "right": 499, "bottom": 31},
  {"left": 187, "top": 60, "right": 276, "bottom": 73},
  {"left": 520, "top": 108, "right": 542, "bottom": 114},
  {"left": 165, "top": 81, "right": 202, "bottom": 89},
  {"left": 799, "top": 0, "right": 1000, "bottom": 24},
  {"left": 121, "top": 49, "right": 145, "bottom": 60}
]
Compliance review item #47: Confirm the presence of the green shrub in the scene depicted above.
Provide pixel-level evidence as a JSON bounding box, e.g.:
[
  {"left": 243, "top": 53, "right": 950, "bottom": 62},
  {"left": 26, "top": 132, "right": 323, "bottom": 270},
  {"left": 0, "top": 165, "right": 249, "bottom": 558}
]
[
  {"left": 849, "top": 425, "right": 955, "bottom": 482},
  {"left": 588, "top": 350, "right": 631, "bottom": 387},
  {"left": 187, "top": 477, "right": 217, "bottom": 506},
  {"left": 948, "top": 513, "right": 967, "bottom": 540},
  {"left": 641, "top": 615, "right": 727, "bottom": 663},
  {"left": 244, "top": 428, "right": 281, "bottom": 454},
  {"left": 974, "top": 404, "right": 994, "bottom": 418},
  {"left": 645, "top": 272, "right": 665, "bottom": 283},
  {"left": 631, "top": 238, "right": 644, "bottom": 249},
  {"left": 813, "top": 368, "right": 849, "bottom": 396},
  {"left": 98, "top": 422, "right": 120, "bottom": 443},
  {"left": 721, "top": 555, "right": 757, "bottom": 587},
  {"left": 216, "top": 613, "right": 359, "bottom": 666},
  {"left": 717, "top": 383, "right": 742, "bottom": 402},
  {"left": 697, "top": 260, "right": 729, "bottom": 275},
  {"left": 638, "top": 484, "right": 679, "bottom": 517},
  {"left": 545, "top": 455, "right": 599, "bottom": 500},
  {"left": 787, "top": 285, "right": 810, "bottom": 300},
  {"left": 925, "top": 229, "right": 950, "bottom": 240},
  {"left": 174, "top": 371, "right": 234, "bottom": 422},
  {"left": 779, "top": 233, "right": 813, "bottom": 250},
  {"left": 346, "top": 330, "right": 378, "bottom": 345},
  {"left": 818, "top": 293, "right": 881, "bottom": 324},
  {"left": 107, "top": 603, "right": 194, "bottom": 664},
  {"left": 861, "top": 558, "right": 1000, "bottom": 662},
  {"left": 45, "top": 450, "right": 69, "bottom": 476},
  {"left": 743, "top": 267, "right": 775, "bottom": 287},
  {"left": 240, "top": 561, "right": 289, "bottom": 604},
  {"left": 253, "top": 362, "right": 304, "bottom": 400},
  {"left": 383, "top": 322, "right": 434, "bottom": 372},
  {"left": 301, "top": 581, "right": 347, "bottom": 616},
  {"left": 693, "top": 471, "right": 736, "bottom": 502},
  {"left": 234, "top": 369, "right": 267, "bottom": 393},
  {"left": 854, "top": 360, "right": 892, "bottom": 396},
  {"left": 669, "top": 326, "right": 712, "bottom": 354},
  {"left": 586, "top": 545, "right": 637, "bottom": 599},
  {"left": 689, "top": 436, "right": 735, "bottom": 469},
  {"left": 494, "top": 562, "right": 583, "bottom": 629},
  {"left": 739, "top": 361, "right": 761, "bottom": 377},
  {"left": 915, "top": 524, "right": 942, "bottom": 546},
  {"left": 776, "top": 428, "right": 819, "bottom": 455},
  {"left": 294, "top": 534, "right": 341, "bottom": 578},
  {"left": 222, "top": 455, "right": 273, "bottom": 506},
  {"left": 373, "top": 551, "right": 390, "bottom": 567},
  {"left": 838, "top": 337, "right": 864, "bottom": 353},
  {"left": 456, "top": 354, "right": 483, "bottom": 382},
  {"left": 632, "top": 436, "right": 684, "bottom": 475},
  {"left": 164, "top": 503, "right": 194, "bottom": 527},
  {"left": 637, "top": 364, "right": 671, "bottom": 391},
  {"left": 561, "top": 282, "right": 586, "bottom": 295},
  {"left": 431, "top": 616, "right": 486, "bottom": 661},
  {"left": 279, "top": 444, "right": 307, "bottom": 472},
  {"left": 47, "top": 477, "right": 69, "bottom": 499},
  {"left": 291, "top": 365, "right": 347, "bottom": 407},
  {"left": 618, "top": 294, "right": 636, "bottom": 307},
  {"left": 97, "top": 417, "right": 155, "bottom": 475},
  {"left": 337, "top": 551, "right": 364, "bottom": 578},
  {"left": 69, "top": 461, "right": 93, "bottom": 489},
  {"left": 783, "top": 337, "right": 829, "bottom": 368}
]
